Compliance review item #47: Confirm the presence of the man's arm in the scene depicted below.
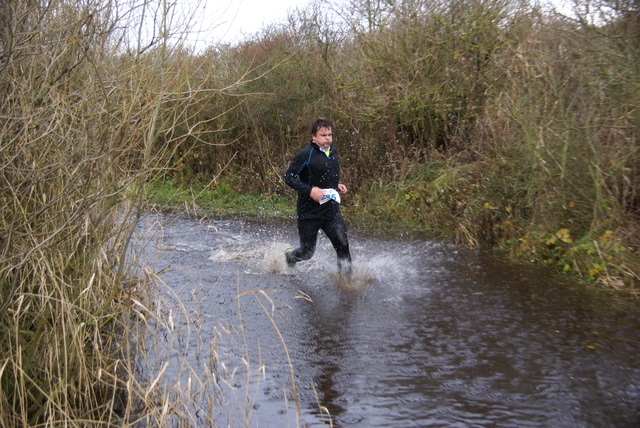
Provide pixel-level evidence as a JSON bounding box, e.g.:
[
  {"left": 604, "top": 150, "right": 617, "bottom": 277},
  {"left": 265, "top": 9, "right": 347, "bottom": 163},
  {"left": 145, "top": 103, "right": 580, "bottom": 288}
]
[{"left": 283, "top": 149, "right": 313, "bottom": 196}]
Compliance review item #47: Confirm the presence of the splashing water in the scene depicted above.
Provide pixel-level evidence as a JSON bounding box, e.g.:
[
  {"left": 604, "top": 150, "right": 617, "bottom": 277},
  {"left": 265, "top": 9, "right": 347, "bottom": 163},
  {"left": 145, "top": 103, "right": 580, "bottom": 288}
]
[
  {"left": 327, "top": 263, "right": 373, "bottom": 292},
  {"left": 210, "top": 238, "right": 423, "bottom": 294}
]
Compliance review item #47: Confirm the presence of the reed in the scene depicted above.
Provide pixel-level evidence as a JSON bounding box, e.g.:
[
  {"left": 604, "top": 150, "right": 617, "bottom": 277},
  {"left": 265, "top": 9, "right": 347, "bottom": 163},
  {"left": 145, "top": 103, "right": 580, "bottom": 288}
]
[{"left": 0, "top": 0, "right": 236, "bottom": 424}]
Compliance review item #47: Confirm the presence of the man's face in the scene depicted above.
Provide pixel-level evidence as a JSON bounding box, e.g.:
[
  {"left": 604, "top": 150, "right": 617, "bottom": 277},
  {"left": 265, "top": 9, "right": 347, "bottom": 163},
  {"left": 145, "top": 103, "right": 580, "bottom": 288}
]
[{"left": 313, "top": 127, "right": 332, "bottom": 150}]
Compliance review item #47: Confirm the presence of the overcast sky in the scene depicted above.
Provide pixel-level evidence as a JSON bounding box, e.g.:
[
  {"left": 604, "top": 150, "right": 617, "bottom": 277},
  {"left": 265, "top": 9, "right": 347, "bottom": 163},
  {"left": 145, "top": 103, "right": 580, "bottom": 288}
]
[
  {"left": 186, "top": 0, "right": 309, "bottom": 46},
  {"left": 184, "top": 0, "right": 573, "bottom": 48}
]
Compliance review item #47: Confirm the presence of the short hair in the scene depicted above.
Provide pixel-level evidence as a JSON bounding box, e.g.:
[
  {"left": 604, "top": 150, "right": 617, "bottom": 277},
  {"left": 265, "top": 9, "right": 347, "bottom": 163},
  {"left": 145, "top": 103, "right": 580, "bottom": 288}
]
[{"left": 311, "top": 118, "right": 332, "bottom": 135}]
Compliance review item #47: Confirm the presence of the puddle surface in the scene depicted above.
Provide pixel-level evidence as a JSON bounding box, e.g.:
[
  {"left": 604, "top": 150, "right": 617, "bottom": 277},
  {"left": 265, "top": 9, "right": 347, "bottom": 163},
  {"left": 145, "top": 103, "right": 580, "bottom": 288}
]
[{"left": 133, "top": 213, "right": 640, "bottom": 427}]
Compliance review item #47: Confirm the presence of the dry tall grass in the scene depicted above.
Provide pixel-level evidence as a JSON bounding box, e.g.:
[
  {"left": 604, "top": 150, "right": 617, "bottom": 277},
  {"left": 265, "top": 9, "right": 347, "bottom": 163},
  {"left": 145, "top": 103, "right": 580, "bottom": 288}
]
[{"left": 0, "top": 0, "right": 238, "bottom": 424}]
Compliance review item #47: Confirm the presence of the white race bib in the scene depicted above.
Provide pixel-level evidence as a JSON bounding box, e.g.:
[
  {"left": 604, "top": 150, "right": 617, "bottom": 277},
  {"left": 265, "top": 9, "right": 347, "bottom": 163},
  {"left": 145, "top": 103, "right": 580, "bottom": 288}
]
[{"left": 319, "top": 188, "right": 341, "bottom": 204}]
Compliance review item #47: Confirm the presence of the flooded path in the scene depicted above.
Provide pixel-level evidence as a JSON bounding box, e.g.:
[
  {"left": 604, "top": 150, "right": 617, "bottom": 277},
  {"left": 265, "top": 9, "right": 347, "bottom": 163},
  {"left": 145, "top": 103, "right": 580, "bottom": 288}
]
[{"left": 134, "top": 212, "right": 640, "bottom": 427}]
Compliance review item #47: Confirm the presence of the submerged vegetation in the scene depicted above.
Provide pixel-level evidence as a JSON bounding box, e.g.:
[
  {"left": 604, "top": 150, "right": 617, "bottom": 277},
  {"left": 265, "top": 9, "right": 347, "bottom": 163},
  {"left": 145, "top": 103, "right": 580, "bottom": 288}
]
[{"left": 0, "top": 0, "right": 638, "bottom": 425}]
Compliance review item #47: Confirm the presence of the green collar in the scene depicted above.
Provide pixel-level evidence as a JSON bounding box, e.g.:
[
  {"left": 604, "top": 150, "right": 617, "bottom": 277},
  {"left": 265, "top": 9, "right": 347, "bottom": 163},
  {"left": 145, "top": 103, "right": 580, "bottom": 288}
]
[{"left": 319, "top": 146, "right": 331, "bottom": 157}]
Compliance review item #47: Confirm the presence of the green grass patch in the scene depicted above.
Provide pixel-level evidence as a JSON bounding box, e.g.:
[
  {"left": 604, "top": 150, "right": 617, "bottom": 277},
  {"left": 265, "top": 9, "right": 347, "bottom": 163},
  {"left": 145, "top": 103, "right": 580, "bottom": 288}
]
[{"left": 145, "top": 179, "right": 296, "bottom": 218}]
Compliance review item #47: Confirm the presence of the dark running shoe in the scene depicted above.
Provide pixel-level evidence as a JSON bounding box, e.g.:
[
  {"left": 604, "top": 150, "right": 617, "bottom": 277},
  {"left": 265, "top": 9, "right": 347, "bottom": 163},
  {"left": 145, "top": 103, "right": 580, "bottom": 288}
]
[{"left": 284, "top": 248, "right": 296, "bottom": 268}]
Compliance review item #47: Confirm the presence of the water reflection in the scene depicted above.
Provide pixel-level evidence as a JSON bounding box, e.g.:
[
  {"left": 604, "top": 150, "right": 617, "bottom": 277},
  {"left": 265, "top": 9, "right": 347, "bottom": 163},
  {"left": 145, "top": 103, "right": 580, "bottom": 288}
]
[
  {"left": 306, "top": 302, "right": 350, "bottom": 422},
  {"left": 135, "top": 212, "right": 640, "bottom": 427}
]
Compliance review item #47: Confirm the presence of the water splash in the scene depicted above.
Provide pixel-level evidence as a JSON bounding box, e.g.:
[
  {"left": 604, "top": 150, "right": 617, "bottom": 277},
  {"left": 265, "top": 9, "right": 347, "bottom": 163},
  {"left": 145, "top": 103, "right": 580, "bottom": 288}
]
[
  {"left": 209, "top": 240, "right": 420, "bottom": 292},
  {"left": 261, "top": 242, "right": 296, "bottom": 275},
  {"left": 328, "top": 263, "right": 374, "bottom": 292},
  {"left": 364, "top": 253, "right": 420, "bottom": 282},
  {"left": 210, "top": 241, "right": 296, "bottom": 274}
]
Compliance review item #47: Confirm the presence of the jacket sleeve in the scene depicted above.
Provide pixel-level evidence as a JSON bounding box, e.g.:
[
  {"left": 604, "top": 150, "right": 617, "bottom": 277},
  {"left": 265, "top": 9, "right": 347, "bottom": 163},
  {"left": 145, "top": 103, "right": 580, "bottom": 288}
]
[{"left": 283, "top": 148, "right": 313, "bottom": 196}]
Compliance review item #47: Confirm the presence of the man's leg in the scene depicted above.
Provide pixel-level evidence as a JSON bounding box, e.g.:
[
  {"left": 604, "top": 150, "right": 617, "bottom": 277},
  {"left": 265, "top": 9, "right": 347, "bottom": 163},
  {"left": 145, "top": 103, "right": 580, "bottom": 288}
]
[
  {"left": 321, "top": 213, "right": 352, "bottom": 271},
  {"left": 286, "top": 219, "right": 321, "bottom": 265}
]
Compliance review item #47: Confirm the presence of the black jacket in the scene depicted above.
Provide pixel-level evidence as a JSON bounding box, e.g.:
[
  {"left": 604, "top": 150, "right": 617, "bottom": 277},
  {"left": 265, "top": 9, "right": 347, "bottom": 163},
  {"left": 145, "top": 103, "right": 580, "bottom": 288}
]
[{"left": 283, "top": 141, "right": 341, "bottom": 220}]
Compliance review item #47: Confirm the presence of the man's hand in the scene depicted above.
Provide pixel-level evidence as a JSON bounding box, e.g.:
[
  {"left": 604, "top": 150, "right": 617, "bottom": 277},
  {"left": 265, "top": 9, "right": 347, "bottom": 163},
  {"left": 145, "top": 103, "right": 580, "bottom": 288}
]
[
  {"left": 310, "top": 185, "right": 347, "bottom": 202},
  {"left": 309, "top": 186, "right": 324, "bottom": 202}
]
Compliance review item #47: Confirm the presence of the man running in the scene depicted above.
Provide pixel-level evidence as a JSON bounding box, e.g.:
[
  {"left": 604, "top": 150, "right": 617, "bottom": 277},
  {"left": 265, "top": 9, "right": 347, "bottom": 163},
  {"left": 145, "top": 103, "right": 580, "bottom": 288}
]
[{"left": 283, "top": 118, "right": 352, "bottom": 274}]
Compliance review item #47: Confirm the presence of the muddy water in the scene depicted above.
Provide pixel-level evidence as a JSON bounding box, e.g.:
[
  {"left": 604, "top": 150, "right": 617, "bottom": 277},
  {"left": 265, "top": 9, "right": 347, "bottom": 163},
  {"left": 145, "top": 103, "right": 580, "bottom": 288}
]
[{"left": 135, "top": 212, "right": 640, "bottom": 427}]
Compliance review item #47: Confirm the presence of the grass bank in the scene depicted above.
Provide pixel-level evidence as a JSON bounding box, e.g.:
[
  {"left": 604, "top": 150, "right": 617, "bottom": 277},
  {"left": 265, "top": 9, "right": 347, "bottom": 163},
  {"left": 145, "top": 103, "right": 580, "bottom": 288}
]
[{"left": 146, "top": 178, "right": 296, "bottom": 219}]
